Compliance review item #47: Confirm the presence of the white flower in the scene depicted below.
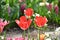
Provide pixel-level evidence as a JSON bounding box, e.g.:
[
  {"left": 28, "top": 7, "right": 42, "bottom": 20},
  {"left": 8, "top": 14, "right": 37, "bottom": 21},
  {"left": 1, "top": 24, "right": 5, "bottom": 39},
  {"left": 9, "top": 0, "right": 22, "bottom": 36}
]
[
  {"left": 55, "top": 27, "right": 60, "bottom": 36},
  {"left": 33, "top": 13, "right": 40, "bottom": 17},
  {"left": 47, "top": 11, "right": 51, "bottom": 14},
  {"left": 35, "top": 13, "right": 40, "bottom": 17},
  {"left": 35, "top": 13, "right": 40, "bottom": 16},
  {"left": 55, "top": 27, "right": 60, "bottom": 31},
  {"left": 45, "top": 2, "right": 49, "bottom": 5},
  {"left": 45, "top": 38, "right": 51, "bottom": 40},
  {"left": 33, "top": 14, "right": 35, "bottom": 17},
  {"left": 54, "top": 32, "right": 59, "bottom": 36},
  {"left": 0, "top": 36, "right": 4, "bottom": 39},
  {"left": 39, "top": 2, "right": 45, "bottom": 6},
  {"left": 45, "top": 32, "right": 49, "bottom": 37},
  {"left": 44, "top": 24, "right": 47, "bottom": 27},
  {"left": 39, "top": 2, "right": 49, "bottom": 6}
]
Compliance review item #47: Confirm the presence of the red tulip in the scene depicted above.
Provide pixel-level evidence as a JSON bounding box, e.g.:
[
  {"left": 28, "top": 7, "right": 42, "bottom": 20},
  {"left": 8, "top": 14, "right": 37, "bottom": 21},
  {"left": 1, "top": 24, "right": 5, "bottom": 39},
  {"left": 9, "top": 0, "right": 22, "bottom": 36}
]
[
  {"left": 15, "top": 16, "right": 32, "bottom": 30},
  {"left": 24, "top": 8, "right": 34, "bottom": 17},
  {"left": 20, "top": 16, "right": 27, "bottom": 22},
  {"left": 35, "top": 16, "right": 48, "bottom": 27}
]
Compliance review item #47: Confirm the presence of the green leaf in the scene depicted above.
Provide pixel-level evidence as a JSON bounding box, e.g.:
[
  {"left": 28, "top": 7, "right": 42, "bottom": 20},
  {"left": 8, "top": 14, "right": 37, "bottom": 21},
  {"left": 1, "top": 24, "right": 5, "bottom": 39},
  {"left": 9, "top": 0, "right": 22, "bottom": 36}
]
[
  {"left": 4, "top": 13, "right": 9, "bottom": 20},
  {"left": 5, "top": 0, "right": 9, "bottom": 4}
]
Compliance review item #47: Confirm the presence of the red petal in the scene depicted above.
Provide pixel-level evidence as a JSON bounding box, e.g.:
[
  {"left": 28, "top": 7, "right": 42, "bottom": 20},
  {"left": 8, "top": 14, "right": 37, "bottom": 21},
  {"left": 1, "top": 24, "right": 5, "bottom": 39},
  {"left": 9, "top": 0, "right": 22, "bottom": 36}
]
[
  {"left": 20, "top": 16, "right": 27, "bottom": 22},
  {"left": 15, "top": 20, "right": 20, "bottom": 26},
  {"left": 24, "top": 8, "right": 34, "bottom": 16},
  {"left": 19, "top": 22, "right": 28, "bottom": 30},
  {"left": 17, "top": 16, "right": 32, "bottom": 30},
  {"left": 35, "top": 16, "right": 48, "bottom": 27}
]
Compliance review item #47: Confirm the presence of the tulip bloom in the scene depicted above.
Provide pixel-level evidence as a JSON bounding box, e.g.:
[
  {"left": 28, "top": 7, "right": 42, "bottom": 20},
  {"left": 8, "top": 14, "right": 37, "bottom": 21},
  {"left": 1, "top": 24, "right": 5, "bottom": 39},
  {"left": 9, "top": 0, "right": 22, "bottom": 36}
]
[
  {"left": 46, "top": 3, "right": 52, "bottom": 11},
  {"left": 15, "top": 16, "right": 32, "bottom": 30},
  {"left": 20, "top": 4, "right": 26, "bottom": 13},
  {"left": 35, "top": 16, "right": 48, "bottom": 27},
  {"left": 54, "top": 5, "right": 59, "bottom": 14},
  {"left": 24, "top": 8, "right": 34, "bottom": 18},
  {"left": 0, "top": 18, "right": 9, "bottom": 33}
]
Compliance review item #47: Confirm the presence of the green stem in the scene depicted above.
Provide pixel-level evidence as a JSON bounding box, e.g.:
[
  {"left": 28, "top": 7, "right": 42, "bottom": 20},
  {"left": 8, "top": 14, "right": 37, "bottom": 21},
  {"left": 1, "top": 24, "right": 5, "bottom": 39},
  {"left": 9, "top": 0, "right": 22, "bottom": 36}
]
[
  {"left": 38, "top": 30, "right": 40, "bottom": 40},
  {"left": 32, "top": 38, "right": 34, "bottom": 40},
  {"left": 24, "top": 30, "right": 25, "bottom": 40},
  {"left": 4, "top": 31, "right": 6, "bottom": 40},
  {"left": 28, "top": 28, "right": 30, "bottom": 40}
]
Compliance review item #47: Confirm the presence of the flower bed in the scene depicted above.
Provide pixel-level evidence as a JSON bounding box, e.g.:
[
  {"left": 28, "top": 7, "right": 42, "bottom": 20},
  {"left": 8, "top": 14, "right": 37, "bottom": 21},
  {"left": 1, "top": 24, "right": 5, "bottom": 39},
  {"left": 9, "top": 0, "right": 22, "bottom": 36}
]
[{"left": 0, "top": 0, "right": 60, "bottom": 40}]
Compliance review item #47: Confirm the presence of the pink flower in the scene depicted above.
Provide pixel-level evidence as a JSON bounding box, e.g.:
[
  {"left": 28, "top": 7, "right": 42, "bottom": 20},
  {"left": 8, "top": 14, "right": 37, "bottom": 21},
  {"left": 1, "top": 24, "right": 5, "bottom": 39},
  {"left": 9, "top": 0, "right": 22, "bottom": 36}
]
[
  {"left": 46, "top": 3, "right": 52, "bottom": 11},
  {"left": 15, "top": 37, "right": 28, "bottom": 40},
  {"left": 15, "top": 37, "right": 24, "bottom": 40},
  {"left": 6, "top": 37, "right": 12, "bottom": 40},
  {"left": 0, "top": 18, "right": 9, "bottom": 33}
]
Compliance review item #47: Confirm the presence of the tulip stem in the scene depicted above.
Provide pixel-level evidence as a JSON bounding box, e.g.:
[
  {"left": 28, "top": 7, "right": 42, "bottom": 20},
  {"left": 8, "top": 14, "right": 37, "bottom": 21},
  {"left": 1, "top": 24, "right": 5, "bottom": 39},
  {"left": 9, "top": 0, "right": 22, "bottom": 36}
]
[
  {"left": 38, "top": 29, "right": 40, "bottom": 40},
  {"left": 28, "top": 28, "right": 30, "bottom": 40},
  {"left": 4, "top": 31, "right": 6, "bottom": 40},
  {"left": 24, "top": 30, "right": 25, "bottom": 40}
]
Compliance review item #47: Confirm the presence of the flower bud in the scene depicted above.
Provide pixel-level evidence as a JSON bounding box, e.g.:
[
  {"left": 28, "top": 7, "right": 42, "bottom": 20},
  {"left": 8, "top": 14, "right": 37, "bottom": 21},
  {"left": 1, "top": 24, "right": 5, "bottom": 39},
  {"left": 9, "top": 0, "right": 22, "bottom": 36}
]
[
  {"left": 20, "top": 4, "right": 26, "bottom": 13},
  {"left": 54, "top": 5, "right": 59, "bottom": 14},
  {"left": 46, "top": 3, "right": 52, "bottom": 11}
]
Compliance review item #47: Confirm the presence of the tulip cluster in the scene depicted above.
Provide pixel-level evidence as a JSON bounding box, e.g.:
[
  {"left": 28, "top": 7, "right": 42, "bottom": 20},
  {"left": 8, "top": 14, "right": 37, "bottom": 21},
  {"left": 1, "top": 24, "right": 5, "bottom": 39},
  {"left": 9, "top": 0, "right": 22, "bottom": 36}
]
[
  {"left": 15, "top": 8, "right": 48, "bottom": 40},
  {"left": 46, "top": 3, "right": 59, "bottom": 14},
  {"left": 16, "top": 8, "right": 48, "bottom": 30}
]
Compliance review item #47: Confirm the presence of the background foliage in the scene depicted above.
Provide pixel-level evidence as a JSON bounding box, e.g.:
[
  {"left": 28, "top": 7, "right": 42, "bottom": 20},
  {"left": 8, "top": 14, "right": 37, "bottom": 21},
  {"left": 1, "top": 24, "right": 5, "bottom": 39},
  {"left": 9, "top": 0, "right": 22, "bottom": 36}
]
[{"left": 0, "top": 0, "right": 60, "bottom": 28}]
